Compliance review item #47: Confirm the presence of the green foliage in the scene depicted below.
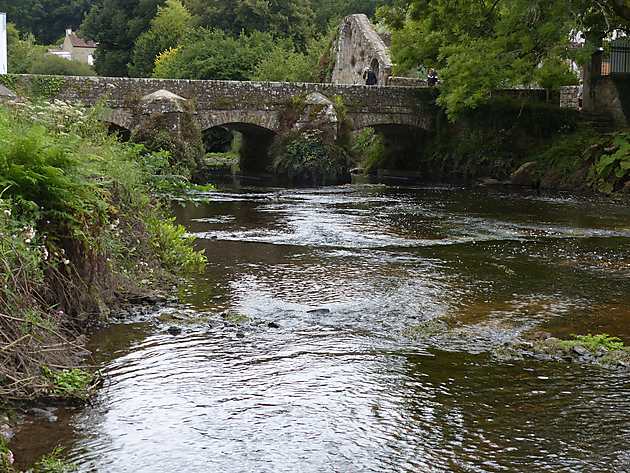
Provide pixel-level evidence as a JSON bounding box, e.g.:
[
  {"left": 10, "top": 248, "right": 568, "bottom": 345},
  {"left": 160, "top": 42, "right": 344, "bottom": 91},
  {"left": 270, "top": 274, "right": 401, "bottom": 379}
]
[
  {"left": 0, "top": 101, "right": 207, "bottom": 401},
  {"left": 147, "top": 217, "right": 207, "bottom": 274},
  {"left": 129, "top": 0, "right": 194, "bottom": 77},
  {"left": 589, "top": 132, "right": 630, "bottom": 193},
  {"left": 253, "top": 46, "right": 316, "bottom": 83},
  {"left": 533, "top": 56, "right": 580, "bottom": 91},
  {"left": 182, "top": 0, "right": 316, "bottom": 49},
  {"left": 81, "top": 0, "right": 164, "bottom": 76},
  {"left": 29, "top": 55, "right": 95, "bottom": 77},
  {"left": 272, "top": 129, "right": 350, "bottom": 185},
  {"left": 253, "top": 31, "right": 339, "bottom": 83},
  {"left": 0, "top": 0, "right": 93, "bottom": 44},
  {"left": 42, "top": 367, "right": 94, "bottom": 399},
  {"left": 380, "top": 0, "right": 628, "bottom": 119},
  {"left": 32, "top": 447, "right": 77, "bottom": 473},
  {"left": 559, "top": 334, "right": 626, "bottom": 352},
  {"left": 6, "top": 23, "right": 44, "bottom": 74},
  {"left": 351, "top": 128, "right": 385, "bottom": 171},
  {"left": 5, "top": 24, "right": 94, "bottom": 77},
  {"left": 0, "top": 436, "right": 14, "bottom": 472},
  {"left": 152, "top": 28, "right": 277, "bottom": 80}
]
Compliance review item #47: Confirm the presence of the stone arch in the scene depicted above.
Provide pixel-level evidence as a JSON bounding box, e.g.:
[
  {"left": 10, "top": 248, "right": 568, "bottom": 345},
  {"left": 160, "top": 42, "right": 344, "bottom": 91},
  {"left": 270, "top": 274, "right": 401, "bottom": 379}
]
[
  {"left": 105, "top": 122, "right": 132, "bottom": 142},
  {"left": 201, "top": 120, "right": 279, "bottom": 175},
  {"left": 198, "top": 110, "right": 281, "bottom": 134},
  {"left": 353, "top": 123, "right": 429, "bottom": 173},
  {"left": 100, "top": 108, "right": 135, "bottom": 132},
  {"left": 350, "top": 113, "right": 433, "bottom": 132}
]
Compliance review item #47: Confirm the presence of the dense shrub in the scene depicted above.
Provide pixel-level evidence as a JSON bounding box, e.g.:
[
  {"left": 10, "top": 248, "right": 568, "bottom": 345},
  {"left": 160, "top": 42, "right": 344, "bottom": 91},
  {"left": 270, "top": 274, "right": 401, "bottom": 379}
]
[
  {"left": 271, "top": 129, "right": 351, "bottom": 185},
  {"left": 0, "top": 101, "right": 206, "bottom": 401},
  {"left": 28, "top": 55, "right": 95, "bottom": 77}
]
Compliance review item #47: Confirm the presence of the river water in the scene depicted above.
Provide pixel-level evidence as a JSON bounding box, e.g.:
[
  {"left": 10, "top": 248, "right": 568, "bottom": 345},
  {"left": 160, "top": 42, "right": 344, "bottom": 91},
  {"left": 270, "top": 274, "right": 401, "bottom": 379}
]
[{"left": 12, "top": 185, "right": 630, "bottom": 472}]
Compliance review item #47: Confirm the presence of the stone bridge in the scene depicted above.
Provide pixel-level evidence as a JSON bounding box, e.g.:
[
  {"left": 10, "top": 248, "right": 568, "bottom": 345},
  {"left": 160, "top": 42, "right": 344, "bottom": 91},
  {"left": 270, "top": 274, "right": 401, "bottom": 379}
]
[{"left": 11, "top": 75, "right": 439, "bottom": 135}]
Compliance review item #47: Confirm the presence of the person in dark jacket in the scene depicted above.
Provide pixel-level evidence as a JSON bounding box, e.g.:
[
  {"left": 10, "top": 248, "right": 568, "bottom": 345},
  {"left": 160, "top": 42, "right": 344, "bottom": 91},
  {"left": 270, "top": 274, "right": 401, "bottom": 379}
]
[
  {"left": 363, "top": 67, "right": 378, "bottom": 86},
  {"left": 427, "top": 68, "right": 438, "bottom": 86}
]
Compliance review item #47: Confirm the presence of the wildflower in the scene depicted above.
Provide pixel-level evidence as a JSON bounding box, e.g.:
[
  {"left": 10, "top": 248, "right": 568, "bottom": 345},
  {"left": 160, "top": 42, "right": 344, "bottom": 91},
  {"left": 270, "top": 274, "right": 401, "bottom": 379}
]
[
  {"left": 3, "top": 209, "right": 10, "bottom": 217},
  {"left": 62, "top": 258, "right": 70, "bottom": 265}
]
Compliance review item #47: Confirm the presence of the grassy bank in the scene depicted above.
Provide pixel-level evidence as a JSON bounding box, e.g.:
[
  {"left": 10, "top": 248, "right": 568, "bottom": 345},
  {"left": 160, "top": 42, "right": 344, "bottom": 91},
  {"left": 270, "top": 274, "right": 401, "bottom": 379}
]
[{"left": 0, "top": 100, "right": 206, "bottom": 408}]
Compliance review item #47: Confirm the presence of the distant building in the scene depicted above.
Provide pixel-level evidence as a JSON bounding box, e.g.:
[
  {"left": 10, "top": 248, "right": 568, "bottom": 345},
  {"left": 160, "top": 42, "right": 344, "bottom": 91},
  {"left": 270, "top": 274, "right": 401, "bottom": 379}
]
[{"left": 47, "top": 29, "right": 97, "bottom": 66}]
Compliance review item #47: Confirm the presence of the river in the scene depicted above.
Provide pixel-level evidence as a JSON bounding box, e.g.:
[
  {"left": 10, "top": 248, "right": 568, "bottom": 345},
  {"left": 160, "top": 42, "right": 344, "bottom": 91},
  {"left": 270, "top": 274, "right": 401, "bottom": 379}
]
[{"left": 11, "top": 184, "right": 630, "bottom": 472}]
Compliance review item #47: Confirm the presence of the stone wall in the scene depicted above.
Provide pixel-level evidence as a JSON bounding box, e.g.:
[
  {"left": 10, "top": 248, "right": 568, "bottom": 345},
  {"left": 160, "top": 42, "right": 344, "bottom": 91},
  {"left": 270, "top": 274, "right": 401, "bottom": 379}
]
[
  {"left": 591, "top": 77, "right": 629, "bottom": 127},
  {"left": 387, "top": 77, "right": 428, "bottom": 87},
  {"left": 332, "top": 14, "right": 393, "bottom": 86},
  {"left": 9, "top": 75, "right": 439, "bottom": 132},
  {"left": 560, "top": 86, "right": 581, "bottom": 110}
]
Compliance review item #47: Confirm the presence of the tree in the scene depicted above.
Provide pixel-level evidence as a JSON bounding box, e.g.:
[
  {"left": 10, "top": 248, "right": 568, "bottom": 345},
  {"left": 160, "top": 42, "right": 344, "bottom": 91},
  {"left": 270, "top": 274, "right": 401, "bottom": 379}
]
[
  {"left": 6, "top": 24, "right": 43, "bottom": 74},
  {"left": 0, "top": 0, "right": 95, "bottom": 45},
  {"left": 252, "top": 35, "right": 332, "bottom": 82},
  {"left": 153, "top": 29, "right": 277, "bottom": 80},
  {"left": 129, "top": 0, "right": 194, "bottom": 77},
  {"left": 81, "top": 0, "right": 165, "bottom": 76},
  {"left": 379, "top": 0, "right": 630, "bottom": 119},
  {"left": 182, "top": 0, "right": 316, "bottom": 49}
]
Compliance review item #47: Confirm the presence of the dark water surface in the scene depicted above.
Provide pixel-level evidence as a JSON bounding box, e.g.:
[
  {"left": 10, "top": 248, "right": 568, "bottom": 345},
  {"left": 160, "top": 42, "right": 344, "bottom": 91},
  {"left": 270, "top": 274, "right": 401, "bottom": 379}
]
[{"left": 13, "top": 185, "right": 630, "bottom": 472}]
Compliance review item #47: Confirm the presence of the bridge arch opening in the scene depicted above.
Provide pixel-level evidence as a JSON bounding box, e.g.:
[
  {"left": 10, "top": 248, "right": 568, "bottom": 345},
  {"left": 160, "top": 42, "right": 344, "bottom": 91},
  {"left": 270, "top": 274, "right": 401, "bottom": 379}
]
[
  {"left": 203, "top": 123, "right": 277, "bottom": 175},
  {"left": 354, "top": 124, "right": 429, "bottom": 174},
  {"left": 105, "top": 122, "right": 132, "bottom": 142}
]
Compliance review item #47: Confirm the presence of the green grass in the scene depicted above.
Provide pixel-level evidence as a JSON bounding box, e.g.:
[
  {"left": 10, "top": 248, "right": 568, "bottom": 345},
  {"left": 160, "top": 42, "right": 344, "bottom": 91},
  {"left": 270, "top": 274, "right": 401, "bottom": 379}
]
[
  {"left": 32, "top": 447, "right": 77, "bottom": 473},
  {"left": 558, "top": 334, "right": 626, "bottom": 352},
  {"left": 42, "top": 367, "right": 94, "bottom": 400}
]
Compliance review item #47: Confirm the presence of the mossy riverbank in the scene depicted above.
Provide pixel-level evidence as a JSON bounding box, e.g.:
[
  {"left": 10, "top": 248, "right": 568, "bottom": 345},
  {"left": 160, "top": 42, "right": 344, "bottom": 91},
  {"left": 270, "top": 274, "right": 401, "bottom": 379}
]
[
  {"left": 356, "top": 98, "right": 630, "bottom": 195},
  {"left": 0, "top": 100, "right": 207, "bottom": 470}
]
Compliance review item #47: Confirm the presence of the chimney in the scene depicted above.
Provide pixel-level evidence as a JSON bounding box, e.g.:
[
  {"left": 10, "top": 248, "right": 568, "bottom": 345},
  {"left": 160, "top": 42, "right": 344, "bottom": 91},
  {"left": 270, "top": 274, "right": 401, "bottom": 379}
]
[{"left": 66, "top": 28, "right": 72, "bottom": 37}]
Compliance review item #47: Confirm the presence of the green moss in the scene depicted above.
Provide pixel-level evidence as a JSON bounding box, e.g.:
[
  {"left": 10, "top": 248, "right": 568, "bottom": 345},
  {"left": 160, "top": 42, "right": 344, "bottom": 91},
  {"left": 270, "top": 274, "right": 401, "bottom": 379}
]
[
  {"left": 558, "top": 334, "right": 625, "bottom": 352},
  {"left": 222, "top": 312, "right": 251, "bottom": 325},
  {"left": 403, "top": 319, "right": 449, "bottom": 338}
]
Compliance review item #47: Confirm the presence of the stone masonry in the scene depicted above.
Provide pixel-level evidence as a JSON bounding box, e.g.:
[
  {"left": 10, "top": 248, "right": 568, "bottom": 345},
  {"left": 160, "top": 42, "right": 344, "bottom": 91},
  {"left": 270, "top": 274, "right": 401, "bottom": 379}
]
[
  {"left": 10, "top": 75, "right": 439, "bottom": 134},
  {"left": 332, "top": 14, "right": 393, "bottom": 86}
]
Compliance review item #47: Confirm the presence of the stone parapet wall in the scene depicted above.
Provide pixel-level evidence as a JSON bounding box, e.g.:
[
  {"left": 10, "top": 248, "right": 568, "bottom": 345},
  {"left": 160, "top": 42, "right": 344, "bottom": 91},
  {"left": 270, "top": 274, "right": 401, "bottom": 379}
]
[
  {"left": 9, "top": 75, "right": 439, "bottom": 132},
  {"left": 560, "top": 86, "right": 581, "bottom": 109},
  {"left": 332, "top": 14, "right": 393, "bottom": 86},
  {"left": 387, "top": 77, "right": 428, "bottom": 87}
]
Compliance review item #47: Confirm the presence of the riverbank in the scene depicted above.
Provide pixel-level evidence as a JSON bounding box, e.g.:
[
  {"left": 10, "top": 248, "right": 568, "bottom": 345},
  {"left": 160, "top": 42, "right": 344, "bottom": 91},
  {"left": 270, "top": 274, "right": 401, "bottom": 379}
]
[
  {"left": 353, "top": 98, "right": 630, "bottom": 195},
  {"left": 0, "top": 100, "right": 206, "bottom": 469}
]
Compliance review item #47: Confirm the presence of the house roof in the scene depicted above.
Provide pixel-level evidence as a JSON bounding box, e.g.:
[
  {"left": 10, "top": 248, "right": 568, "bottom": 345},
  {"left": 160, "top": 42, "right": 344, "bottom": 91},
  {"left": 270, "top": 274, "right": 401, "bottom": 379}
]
[{"left": 68, "top": 33, "right": 97, "bottom": 49}]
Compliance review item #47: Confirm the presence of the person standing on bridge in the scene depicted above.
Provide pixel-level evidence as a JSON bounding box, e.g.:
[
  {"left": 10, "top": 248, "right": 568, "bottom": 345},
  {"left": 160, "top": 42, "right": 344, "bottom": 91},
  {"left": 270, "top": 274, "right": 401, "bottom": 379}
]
[
  {"left": 427, "top": 69, "right": 439, "bottom": 87},
  {"left": 363, "top": 66, "right": 378, "bottom": 86}
]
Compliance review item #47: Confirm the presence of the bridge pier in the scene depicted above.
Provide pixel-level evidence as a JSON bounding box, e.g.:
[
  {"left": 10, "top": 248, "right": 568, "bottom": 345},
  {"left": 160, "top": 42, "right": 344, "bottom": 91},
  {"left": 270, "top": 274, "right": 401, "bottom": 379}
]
[{"left": 130, "top": 90, "right": 205, "bottom": 173}]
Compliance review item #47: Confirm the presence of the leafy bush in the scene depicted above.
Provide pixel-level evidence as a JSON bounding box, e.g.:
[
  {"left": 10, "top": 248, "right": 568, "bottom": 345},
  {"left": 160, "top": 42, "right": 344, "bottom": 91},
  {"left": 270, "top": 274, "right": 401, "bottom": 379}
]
[
  {"left": 29, "top": 55, "right": 95, "bottom": 77},
  {"left": 589, "top": 132, "right": 630, "bottom": 193},
  {"left": 148, "top": 217, "right": 207, "bottom": 274},
  {"left": 152, "top": 28, "right": 277, "bottom": 80},
  {"left": 272, "top": 129, "right": 351, "bottom": 185},
  {"left": 351, "top": 127, "right": 385, "bottom": 172},
  {"left": 42, "top": 367, "right": 94, "bottom": 399},
  {"left": 0, "top": 100, "right": 206, "bottom": 401}
]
